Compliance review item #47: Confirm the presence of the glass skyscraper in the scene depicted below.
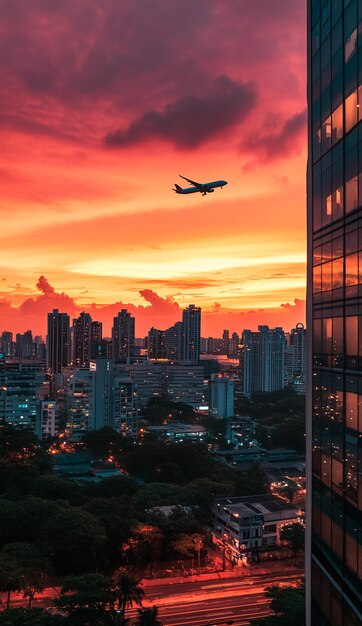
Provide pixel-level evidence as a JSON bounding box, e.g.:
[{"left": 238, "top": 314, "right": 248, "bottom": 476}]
[{"left": 307, "top": 0, "right": 362, "bottom": 624}]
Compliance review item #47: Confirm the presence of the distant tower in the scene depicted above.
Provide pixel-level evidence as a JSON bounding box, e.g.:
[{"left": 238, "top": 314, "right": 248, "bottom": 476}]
[
  {"left": 222, "top": 329, "right": 230, "bottom": 355},
  {"left": 112, "top": 309, "right": 135, "bottom": 363},
  {"left": 182, "top": 304, "right": 201, "bottom": 366},
  {"left": 165, "top": 321, "right": 183, "bottom": 362},
  {"left": 148, "top": 327, "right": 166, "bottom": 360},
  {"left": 73, "top": 312, "right": 92, "bottom": 366},
  {"left": 241, "top": 326, "right": 285, "bottom": 397},
  {"left": 47, "top": 309, "right": 70, "bottom": 375}
]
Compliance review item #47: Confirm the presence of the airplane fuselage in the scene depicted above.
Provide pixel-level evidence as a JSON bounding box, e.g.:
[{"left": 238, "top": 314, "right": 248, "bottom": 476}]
[{"left": 175, "top": 180, "right": 228, "bottom": 195}]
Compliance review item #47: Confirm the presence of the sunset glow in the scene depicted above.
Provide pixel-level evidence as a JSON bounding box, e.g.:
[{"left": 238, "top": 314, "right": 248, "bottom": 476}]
[{"left": 0, "top": 0, "right": 306, "bottom": 336}]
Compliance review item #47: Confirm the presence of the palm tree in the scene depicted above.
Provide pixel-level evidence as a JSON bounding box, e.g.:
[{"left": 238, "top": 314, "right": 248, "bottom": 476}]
[
  {"left": 113, "top": 572, "right": 144, "bottom": 619},
  {"left": 136, "top": 606, "right": 162, "bottom": 626}
]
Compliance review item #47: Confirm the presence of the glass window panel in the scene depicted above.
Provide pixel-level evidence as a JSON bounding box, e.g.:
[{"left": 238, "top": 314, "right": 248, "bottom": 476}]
[
  {"left": 332, "top": 257, "right": 344, "bottom": 287},
  {"left": 314, "top": 318, "right": 322, "bottom": 353},
  {"left": 313, "top": 265, "right": 322, "bottom": 292},
  {"left": 359, "top": 85, "right": 362, "bottom": 121},
  {"left": 331, "top": 102, "right": 343, "bottom": 143},
  {"left": 346, "top": 229, "right": 358, "bottom": 253},
  {"left": 322, "top": 317, "right": 333, "bottom": 352},
  {"left": 332, "top": 235, "right": 343, "bottom": 257},
  {"left": 322, "top": 115, "right": 332, "bottom": 151},
  {"left": 313, "top": 129, "right": 322, "bottom": 161},
  {"left": 313, "top": 245, "right": 322, "bottom": 265},
  {"left": 332, "top": 316, "right": 343, "bottom": 353},
  {"left": 345, "top": 89, "right": 358, "bottom": 131},
  {"left": 345, "top": 176, "right": 358, "bottom": 212},
  {"left": 331, "top": 458, "right": 343, "bottom": 491},
  {"left": 346, "top": 391, "right": 358, "bottom": 429},
  {"left": 345, "top": 533, "right": 358, "bottom": 573},
  {"left": 322, "top": 260, "right": 332, "bottom": 290},
  {"left": 322, "top": 239, "right": 332, "bottom": 261},
  {"left": 345, "top": 27, "right": 357, "bottom": 62},
  {"left": 332, "top": 184, "right": 344, "bottom": 220},
  {"left": 359, "top": 251, "right": 362, "bottom": 282},
  {"left": 346, "top": 252, "right": 359, "bottom": 285},
  {"left": 346, "top": 316, "right": 358, "bottom": 354}
]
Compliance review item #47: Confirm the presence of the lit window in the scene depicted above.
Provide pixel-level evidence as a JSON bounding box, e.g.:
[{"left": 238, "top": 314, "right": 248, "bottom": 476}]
[{"left": 345, "top": 89, "right": 358, "bottom": 132}]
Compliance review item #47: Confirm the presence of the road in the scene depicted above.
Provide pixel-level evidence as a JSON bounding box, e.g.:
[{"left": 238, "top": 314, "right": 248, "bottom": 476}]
[{"left": 126, "top": 569, "right": 303, "bottom": 626}]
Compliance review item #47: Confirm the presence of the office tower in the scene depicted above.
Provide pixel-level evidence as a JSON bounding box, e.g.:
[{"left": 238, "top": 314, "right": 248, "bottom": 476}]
[
  {"left": 165, "top": 321, "right": 183, "bottom": 361},
  {"left": 165, "top": 365, "right": 204, "bottom": 407},
  {"left": 0, "top": 331, "right": 14, "bottom": 358},
  {"left": 41, "top": 400, "right": 60, "bottom": 438},
  {"left": 229, "top": 332, "right": 240, "bottom": 358},
  {"left": 47, "top": 309, "right": 70, "bottom": 375},
  {"left": 90, "top": 358, "right": 114, "bottom": 430},
  {"left": 66, "top": 369, "right": 94, "bottom": 439},
  {"left": 209, "top": 374, "right": 235, "bottom": 418},
  {"left": 15, "top": 330, "right": 33, "bottom": 359},
  {"left": 90, "top": 321, "right": 103, "bottom": 358},
  {"left": 222, "top": 329, "right": 230, "bottom": 355},
  {"left": 148, "top": 327, "right": 166, "bottom": 360},
  {"left": 113, "top": 375, "right": 138, "bottom": 435},
  {"left": 182, "top": 304, "right": 201, "bottom": 365},
  {"left": 241, "top": 326, "right": 285, "bottom": 398},
  {"left": 112, "top": 309, "right": 135, "bottom": 363},
  {"left": 73, "top": 312, "right": 92, "bottom": 366},
  {"left": 285, "top": 323, "right": 307, "bottom": 393},
  {"left": 307, "top": 1, "right": 362, "bottom": 624},
  {"left": 0, "top": 362, "right": 43, "bottom": 434}
]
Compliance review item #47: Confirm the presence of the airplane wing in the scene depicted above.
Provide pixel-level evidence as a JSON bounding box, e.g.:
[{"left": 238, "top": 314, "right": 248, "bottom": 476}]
[{"left": 179, "top": 174, "right": 203, "bottom": 188}]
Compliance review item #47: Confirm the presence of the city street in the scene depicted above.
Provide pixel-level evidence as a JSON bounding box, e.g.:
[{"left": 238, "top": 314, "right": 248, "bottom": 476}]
[{"left": 126, "top": 569, "right": 304, "bottom": 625}]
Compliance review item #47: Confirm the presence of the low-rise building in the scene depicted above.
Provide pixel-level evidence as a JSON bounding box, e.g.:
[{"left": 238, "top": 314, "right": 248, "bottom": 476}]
[
  {"left": 212, "top": 494, "right": 301, "bottom": 559},
  {"left": 147, "top": 422, "right": 206, "bottom": 442}
]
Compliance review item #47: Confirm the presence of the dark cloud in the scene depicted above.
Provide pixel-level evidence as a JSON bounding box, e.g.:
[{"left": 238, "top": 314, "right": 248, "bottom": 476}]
[
  {"left": 244, "top": 110, "right": 306, "bottom": 166},
  {"left": 105, "top": 76, "right": 257, "bottom": 149}
]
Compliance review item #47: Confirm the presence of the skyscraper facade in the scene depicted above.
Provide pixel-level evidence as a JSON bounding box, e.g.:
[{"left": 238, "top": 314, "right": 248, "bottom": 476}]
[
  {"left": 73, "top": 312, "right": 92, "bottom": 366},
  {"left": 182, "top": 304, "right": 201, "bottom": 365},
  {"left": 112, "top": 309, "right": 135, "bottom": 363},
  {"left": 241, "top": 326, "right": 285, "bottom": 398},
  {"left": 47, "top": 309, "right": 70, "bottom": 375},
  {"left": 307, "top": 1, "right": 362, "bottom": 624}
]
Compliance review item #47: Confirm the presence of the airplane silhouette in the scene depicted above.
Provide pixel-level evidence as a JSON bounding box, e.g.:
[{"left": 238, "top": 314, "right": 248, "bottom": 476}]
[{"left": 173, "top": 175, "right": 228, "bottom": 196}]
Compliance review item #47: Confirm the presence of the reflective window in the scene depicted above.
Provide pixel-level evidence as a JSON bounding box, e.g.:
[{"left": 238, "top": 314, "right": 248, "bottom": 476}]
[
  {"left": 345, "top": 89, "right": 358, "bottom": 130},
  {"left": 345, "top": 252, "right": 358, "bottom": 285},
  {"left": 331, "top": 102, "right": 343, "bottom": 142},
  {"left": 345, "top": 27, "right": 357, "bottom": 62},
  {"left": 345, "top": 176, "right": 358, "bottom": 212}
]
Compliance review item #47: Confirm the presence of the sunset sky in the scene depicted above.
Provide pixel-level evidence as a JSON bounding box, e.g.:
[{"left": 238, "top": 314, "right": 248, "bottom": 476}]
[{"left": 0, "top": 0, "right": 306, "bottom": 337}]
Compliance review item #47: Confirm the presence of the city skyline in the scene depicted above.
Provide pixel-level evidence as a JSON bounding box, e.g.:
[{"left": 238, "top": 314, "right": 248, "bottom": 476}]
[{"left": 1, "top": 1, "right": 306, "bottom": 335}]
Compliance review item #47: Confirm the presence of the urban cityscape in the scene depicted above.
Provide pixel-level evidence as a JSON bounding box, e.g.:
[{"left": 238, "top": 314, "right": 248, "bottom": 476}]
[{"left": 1, "top": 1, "right": 361, "bottom": 626}]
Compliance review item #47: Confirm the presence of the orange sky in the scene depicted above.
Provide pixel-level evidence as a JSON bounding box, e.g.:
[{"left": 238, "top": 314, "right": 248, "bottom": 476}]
[{"left": 0, "top": 1, "right": 306, "bottom": 337}]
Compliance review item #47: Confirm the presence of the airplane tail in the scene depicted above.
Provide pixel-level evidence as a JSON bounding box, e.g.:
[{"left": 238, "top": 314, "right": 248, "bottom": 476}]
[{"left": 174, "top": 183, "right": 183, "bottom": 192}]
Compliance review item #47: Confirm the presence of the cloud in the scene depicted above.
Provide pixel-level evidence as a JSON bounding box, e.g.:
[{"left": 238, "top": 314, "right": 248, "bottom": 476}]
[
  {"left": 105, "top": 76, "right": 257, "bottom": 149},
  {"left": 0, "top": 277, "right": 305, "bottom": 337},
  {"left": 243, "top": 110, "right": 306, "bottom": 166}
]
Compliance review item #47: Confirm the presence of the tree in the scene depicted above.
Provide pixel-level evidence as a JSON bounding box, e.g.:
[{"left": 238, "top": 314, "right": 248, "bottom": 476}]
[
  {"left": 280, "top": 523, "right": 305, "bottom": 558},
  {"left": 0, "top": 425, "right": 50, "bottom": 469},
  {"left": 135, "top": 606, "right": 162, "bottom": 626},
  {"left": 112, "top": 572, "right": 144, "bottom": 619},
  {"left": 130, "top": 523, "right": 164, "bottom": 564},
  {"left": 0, "top": 609, "right": 66, "bottom": 625},
  {"left": 56, "top": 573, "right": 114, "bottom": 626},
  {"left": 0, "top": 543, "right": 51, "bottom": 609},
  {"left": 172, "top": 533, "right": 205, "bottom": 569},
  {"left": 251, "top": 581, "right": 305, "bottom": 626}
]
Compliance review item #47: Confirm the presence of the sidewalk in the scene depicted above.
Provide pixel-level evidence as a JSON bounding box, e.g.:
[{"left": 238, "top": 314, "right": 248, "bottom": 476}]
[{"left": 141, "top": 561, "right": 303, "bottom": 588}]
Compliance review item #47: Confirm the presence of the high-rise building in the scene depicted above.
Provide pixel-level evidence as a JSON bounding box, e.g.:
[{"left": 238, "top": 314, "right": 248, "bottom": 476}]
[
  {"left": 182, "top": 304, "right": 201, "bottom": 366},
  {"left": 222, "top": 329, "right": 230, "bottom": 355},
  {"left": 90, "top": 321, "right": 103, "bottom": 358},
  {"left": 73, "top": 312, "right": 92, "bottom": 366},
  {"left": 112, "top": 309, "right": 135, "bottom": 363},
  {"left": 0, "top": 362, "right": 44, "bottom": 434},
  {"left": 47, "top": 309, "right": 70, "bottom": 375},
  {"left": 209, "top": 374, "right": 234, "bottom": 418},
  {"left": 307, "top": 1, "right": 362, "bottom": 624},
  {"left": 165, "top": 321, "right": 183, "bottom": 361},
  {"left": 241, "top": 326, "right": 285, "bottom": 398},
  {"left": 148, "top": 327, "right": 166, "bottom": 360},
  {"left": 0, "top": 332, "right": 14, "bottom": 358},
  {"left": 285, "top": 323, "right": 307, "bottom": 393}
]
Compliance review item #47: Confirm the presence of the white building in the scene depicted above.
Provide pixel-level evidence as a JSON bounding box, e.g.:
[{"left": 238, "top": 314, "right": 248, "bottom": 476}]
[{"left": 209, "top": 375, "right": 234, "bottom": 418}]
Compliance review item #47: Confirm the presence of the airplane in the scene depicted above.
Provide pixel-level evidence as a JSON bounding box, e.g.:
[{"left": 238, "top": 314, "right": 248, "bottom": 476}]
[{"left": 173, "top": 175, "right": 228, "bottom": 196}]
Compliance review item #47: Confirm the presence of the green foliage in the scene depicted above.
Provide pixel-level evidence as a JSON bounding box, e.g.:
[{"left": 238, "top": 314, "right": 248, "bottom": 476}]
[
  {"left": 56, "top": 573, "right": 114, "bottom": 625},
  {"left": 81, "top": 426, "right": 125, "bottom": 460},
  {"left": 280, "top": 523, "right": 305, "bottom": 556},
  {"left": 142, "top": 399, "right": 196, "bottom": 425},
  {"left": 135, "top": 606, "right": 162, "bottom": 626},
  {"left": 252, "top": 581, "right": 305, "bottom": 626},
  {"left": 0, "top": 425, "right": 50, "bottom": 469},
  {"left": 113, "top": 571, "right": 144, "bottom": 617},
  {"left": 0, "top": 609, "right": 66, "bottom": 625},
  {"left": 0, "top": 543, "right": 51, "bottom": 608}
]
